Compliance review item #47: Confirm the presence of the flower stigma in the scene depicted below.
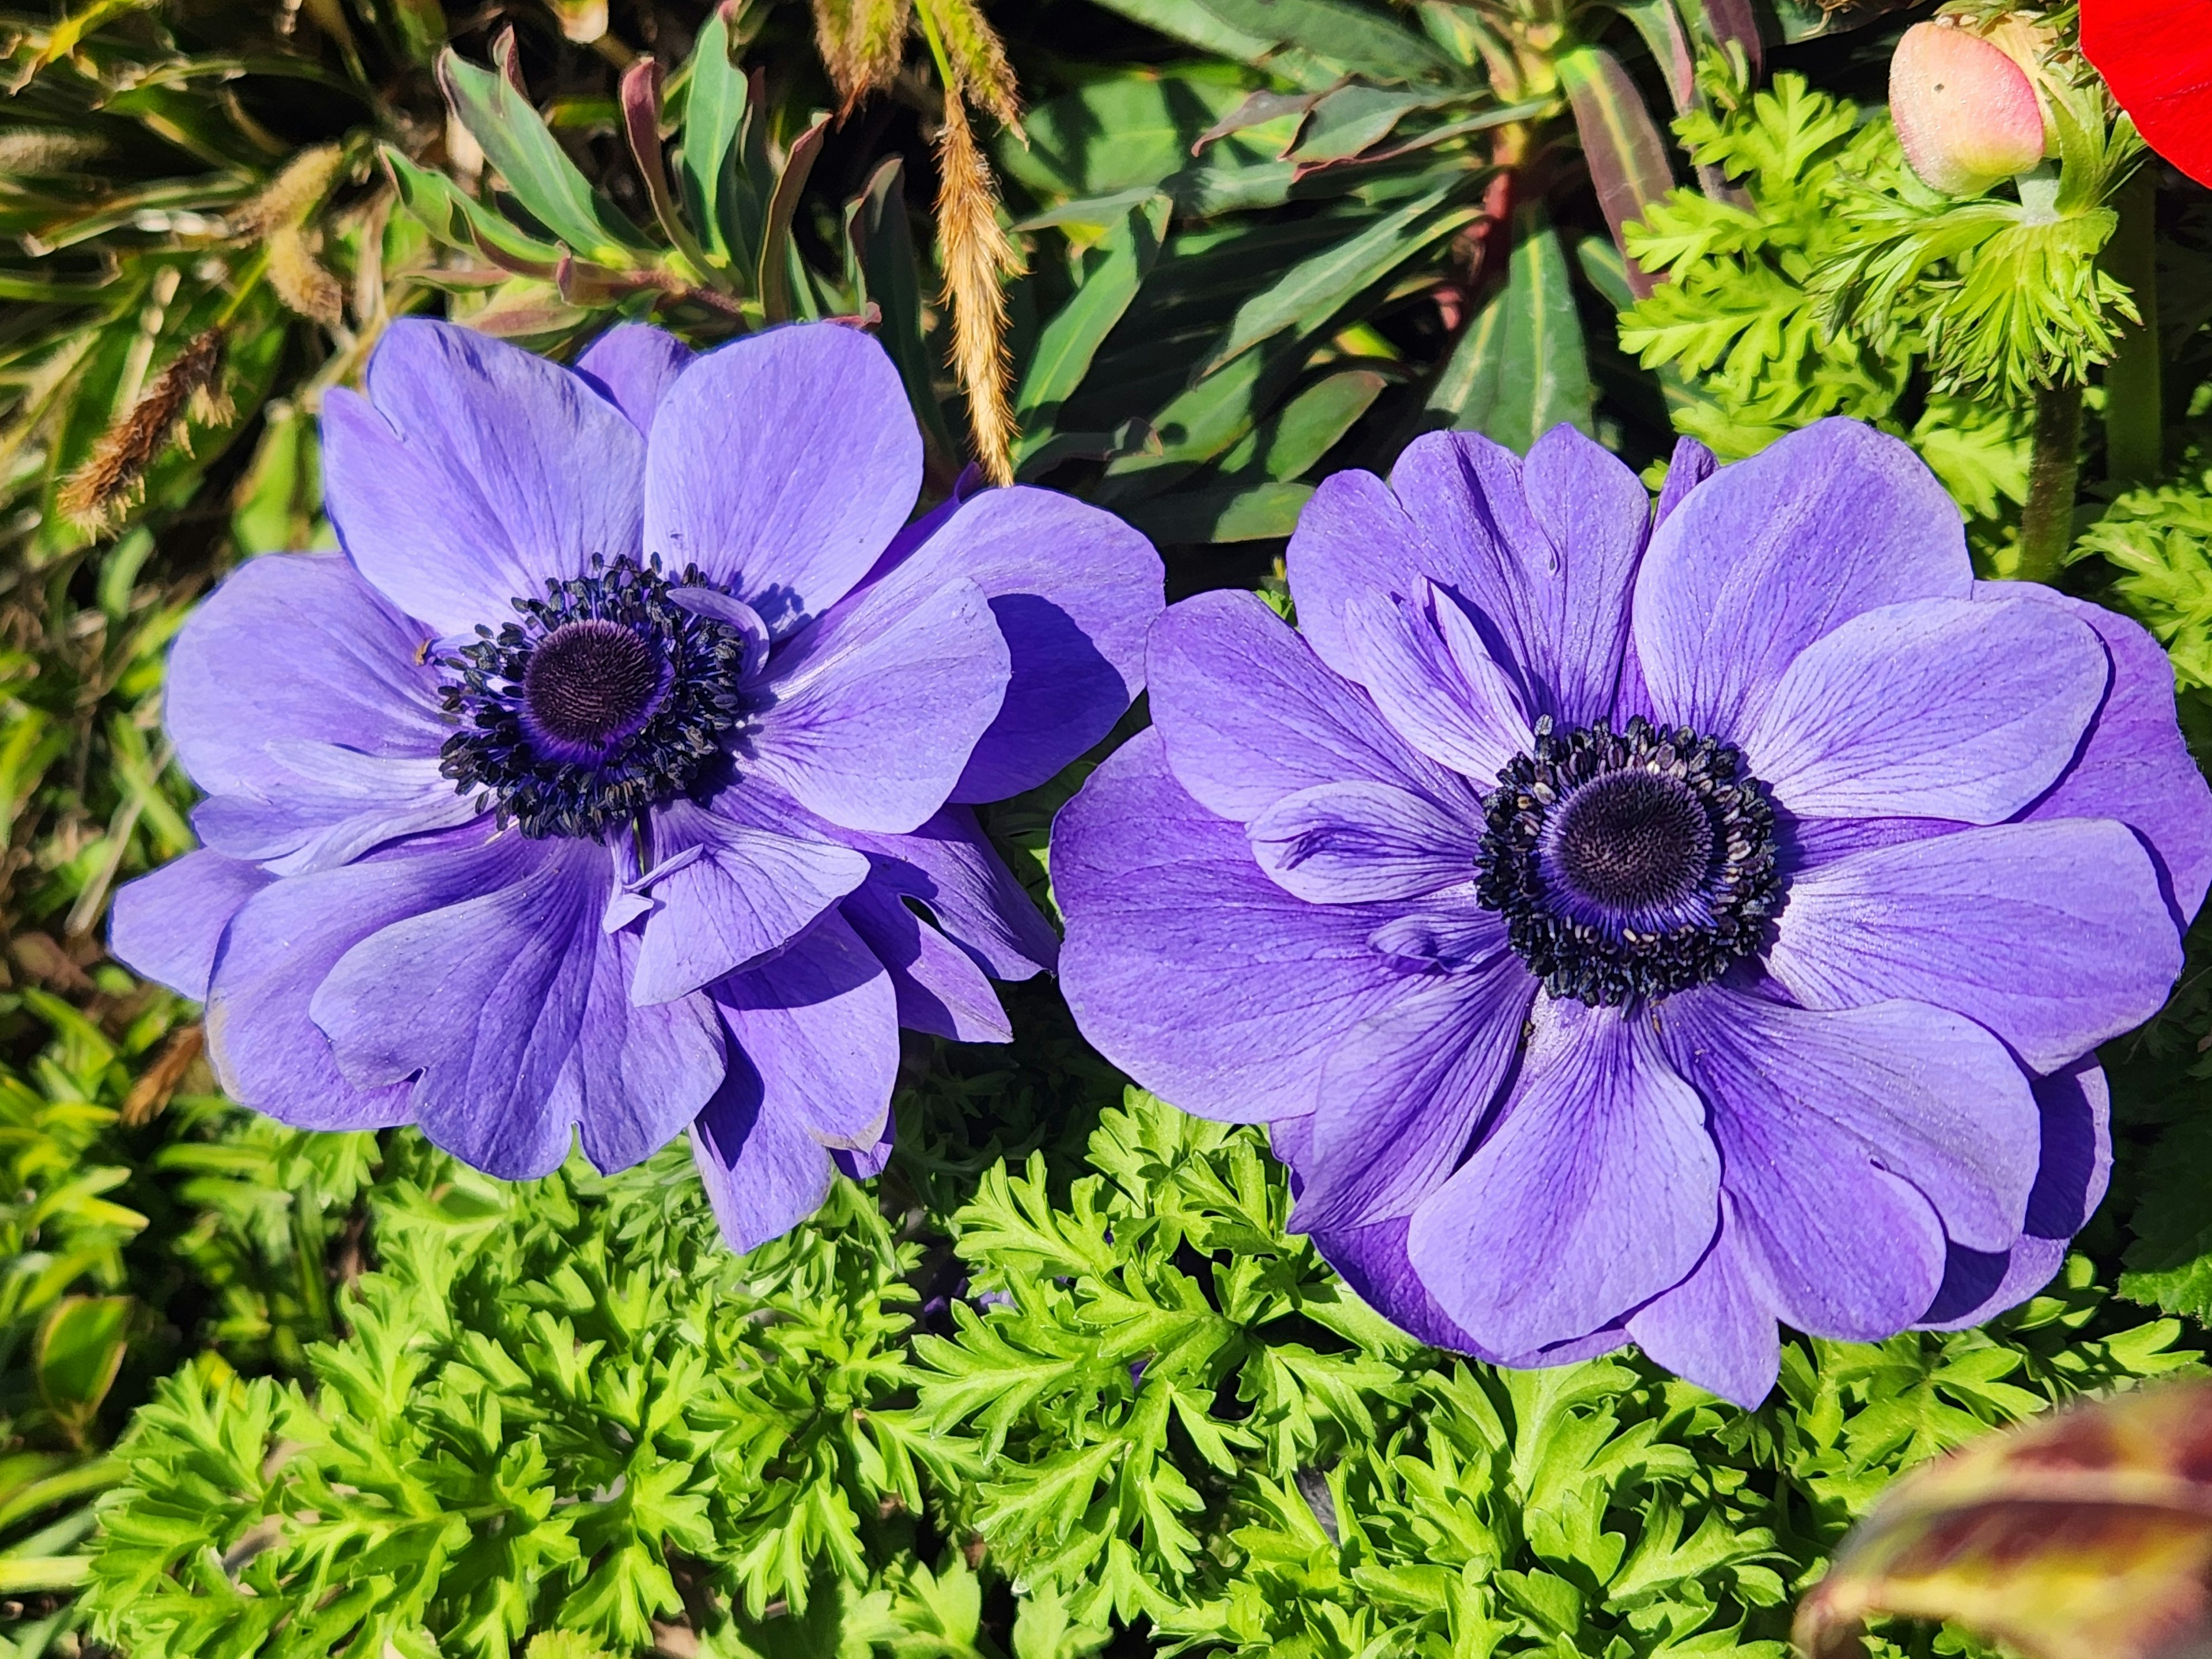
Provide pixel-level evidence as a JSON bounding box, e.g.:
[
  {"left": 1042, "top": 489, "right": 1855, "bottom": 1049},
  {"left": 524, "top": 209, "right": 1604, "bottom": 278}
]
[
  {"left": 437, "top": 555, "right": 761, "bottom": 839},
  {"left": 1475, "top": 715, "right": 1779, "bottom": 1006}
]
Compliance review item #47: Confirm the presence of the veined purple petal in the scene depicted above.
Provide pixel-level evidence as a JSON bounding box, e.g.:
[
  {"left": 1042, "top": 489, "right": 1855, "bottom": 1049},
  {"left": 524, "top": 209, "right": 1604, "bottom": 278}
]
[
  {"left": 1768, "top": 818, "right": 2181, "bottom": 1073},
  {"left": 1289, "top": 426, "right": 1648, "bottom": 728},
  {"left": 847, "top": 484, "right": 1161, "bottom": 802},
  {"left": 324, "top": 319, "right": 645, "bottom": 637},
  {"left": 644, "top": 323, "right": 920, "bottom": 637},
  {"left": 631, "top": 798, "right": 869, "bottom": 1005},
  {"left": 1653, "top": 435, "right": 1717, "bottom": 526},
  {"left": 1149, "top": 589, "right": 1466, "bottom": 825},
  {"left": 1057, "top": 729, "right": 1425, "bottom": 1124},
  {"left": 1919, "top": 1058, "right": 2111, "bottom": 1329},
  {"left": 110, "top": 851, "right": 273, "bottom": 1001},
  {"left": 575, "top": 323, "right": 694, "bottom": 435},
  {"left": 1294, "top": 956, "right": 1535, "bottom": 1232},
  {"left": 711, "top": 908, "right": 899, "bottom": 1147},
  {"left": 1994, "top": 582, "right": 2212, "bottom": 926},
  {"left": 691, "top": 1077, "right": 840, "bottom": 1255},
  {"left": 1624, "top": 1201, "right": 1781, "bottom": 1409},
  {"left": 1664, "top": 986, "right": 2039, "bottom": 1253},
  {"left": 310, "top": 834, "right": 612, "bottom": 1178},
  {"left": 566, "top": 922, "right": 725, "bottom": 1175},
  {"left": 1248, "top": 779, "right": 1486, "bottom": 904},
  {"left": 1743, "top": 596, "right": 2107, "bottom": 824},
  {"left": 841, "top": 876, "right": 1013, "bottom": 1043},
  {"left": 1634, "top": 419, "right": 1971, "bottom": 741},
  {"left": 747, "top": 575, "right": 1009, "bottom": 834},
  {"left": 842, "top": 805, "right": 1058, "bottom": 980},
  {"left": 1406, "top": 995, "right": 1719, "bottom": 1357},
  {"left": 1340, "top": 585, "right": 1532, "bottom": 783},
  {"left": 206, "top": 843, "right": 535, "bottom": 1132}
]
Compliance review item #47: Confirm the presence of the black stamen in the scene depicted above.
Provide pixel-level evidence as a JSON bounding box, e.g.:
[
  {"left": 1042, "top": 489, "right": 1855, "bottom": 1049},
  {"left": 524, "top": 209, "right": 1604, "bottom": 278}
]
[
  {"left": 1475, "top": 715, "right": 1779, "bottom": 1007},
  {"left": 435, "top": 555, "right": 759, "bottom": 840}
]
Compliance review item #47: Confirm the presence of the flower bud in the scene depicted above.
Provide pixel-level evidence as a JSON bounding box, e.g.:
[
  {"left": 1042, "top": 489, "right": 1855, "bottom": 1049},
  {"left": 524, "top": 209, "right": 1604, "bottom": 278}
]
[{"left": 1890, "top": 18, "right": 2051, "bottom": 195}]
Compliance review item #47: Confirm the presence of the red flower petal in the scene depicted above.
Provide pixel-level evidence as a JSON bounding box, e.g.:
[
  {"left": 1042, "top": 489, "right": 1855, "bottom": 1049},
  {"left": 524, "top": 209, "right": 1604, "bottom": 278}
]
[{"left": 2082, "top": 0, "right": 2212, "bottom": 188}]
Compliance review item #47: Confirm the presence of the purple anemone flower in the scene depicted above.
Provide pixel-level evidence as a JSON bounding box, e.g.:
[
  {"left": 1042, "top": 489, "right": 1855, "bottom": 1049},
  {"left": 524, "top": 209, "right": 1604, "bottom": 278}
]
[
  {"left": 111, "top": 317, "right": 1161, "bottom": 1251},
  {"left": 1056, "top": 419, "right": 2212, "bottom": 1407}
]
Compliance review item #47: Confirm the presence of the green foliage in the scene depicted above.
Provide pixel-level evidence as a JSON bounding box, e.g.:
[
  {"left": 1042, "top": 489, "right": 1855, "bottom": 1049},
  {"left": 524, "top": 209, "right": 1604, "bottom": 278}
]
[
  {"left": 905, "top": 1093, "right": 2195, "bottom": 1659},
  {"left": 1620, "top": 65, "right": 2029, "bottom": 526},
  {"left": 83, "top": 1142, "right": 946, "bottom": 1659},
  {"left": 2070, "top": 463, "right": 2212, "bottom": 691}
]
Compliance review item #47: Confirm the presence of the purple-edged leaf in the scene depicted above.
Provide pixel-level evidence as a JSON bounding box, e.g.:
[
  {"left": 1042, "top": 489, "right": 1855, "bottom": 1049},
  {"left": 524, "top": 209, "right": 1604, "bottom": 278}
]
[
  {"left": 758, "top": 112, "right": 830, "bottom": 324},
  {"left": 1686, "top": 0, "right": 1764, "bottom": 78},
  {"left": 621, "top": 56, "right": 711, "bottom": 274},
  {"left": 1558, "top": 45, "right": 1675, "bottom": 301}
]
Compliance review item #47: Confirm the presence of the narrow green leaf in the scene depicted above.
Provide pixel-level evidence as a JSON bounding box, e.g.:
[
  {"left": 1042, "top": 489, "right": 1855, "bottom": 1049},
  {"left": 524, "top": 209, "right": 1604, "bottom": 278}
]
[
  {"left": 676, "top": 5, "right": 749, "bottom": 267},
  {"left": 1427, "top": 204, "right": 1593, "bottom": 453},
  {"left": 36, "top": 1294, "right": 132, "bottom": 1433},
  {"left": 1119, "top": 479, "right": 1316, "bottom": 544},
  {"left": 436, "top": 36, "right": 649, "bottom": 266},
  {"left": 382, "top": 146, "right": 564, "bottom": 271},
  {"left": 1015, "top": 195, "right": 1171, "bottom": 454},
  {"left": 1089, "top": 0, "right": 1456, "bottom": 86},
  {"left": 846, "top": 156, "right": 962, "bottom": 469},
  {"left": 1204, "top": 180, "right": 1471, "bottom": 370}
]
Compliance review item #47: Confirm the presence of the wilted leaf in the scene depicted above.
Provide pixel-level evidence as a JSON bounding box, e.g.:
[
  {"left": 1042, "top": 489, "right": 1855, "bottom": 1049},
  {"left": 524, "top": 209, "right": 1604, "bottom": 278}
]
[{"left": 1796, "top": 1380, "right": 2212, "bottom": 1659}]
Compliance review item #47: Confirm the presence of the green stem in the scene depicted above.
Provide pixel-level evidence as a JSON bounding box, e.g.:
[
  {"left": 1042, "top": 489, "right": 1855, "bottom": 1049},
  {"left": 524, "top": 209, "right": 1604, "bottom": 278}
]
[
  {"left": 2016, "top": 381, "right": 2083, "bottom": 584},
  {"left": 2104, "top": 168, "right": 2164, "bottom": 486}
]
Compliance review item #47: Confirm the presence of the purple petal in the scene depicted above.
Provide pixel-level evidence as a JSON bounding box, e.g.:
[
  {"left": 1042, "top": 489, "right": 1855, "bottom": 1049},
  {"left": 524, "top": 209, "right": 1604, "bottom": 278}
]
[
  {"left": 110, "top": 851, "right": 272, "bottom": 1000},
  {"left": 1366, "top": 891, "right": 1511, "bottom": 967},
  {"left": 1148, "top": 589, "right": 1467, "bottom": 825},
  {"left": 191, "top": 760, "right": 480, "bottom": 876},
  {"left": 205, "top": 845, "right": 534, "bottom": 1131},
  {"left": 1919, "top": 1059, "right": 2111, "bottom": 1329},
  {"left": 1289, "top": 426, "right": 1649, "bottom": 728},
  {"left": 1406, "top": 995, "right": 1719, "bottom": 1357},
  {"left": 1634, "top": 419, "right": 1971, "bottom": 741},
  {"left": 1653, "top": 435, "right": 1717, "bottom": 526},
  {"left": 850, "top": 484, "right": 1162, "bottom": 802},
  {"left": 1248, "top": 779, "right": 1486, "bottom": 904},
  {"left": 712, "top": 908, "right": 899, "bottom": 1147},
  {"left": 1657, "top": 988, "right": 2033, "bottom": 1340},
  {"left": 1057, "top": 729, "right": 1424, "bottom": 1124},
  {"left": 841, "top": 876, "right": 1013, "bottom": 1042},
  {"left": 631, "top": 798, "right": 869, "bottom": 1005},
  {"left": 832, "top": 1106, "right": 897, "bottom": 1180},
  {"left": 690, "top": 1078, "right": 839, "bottom": 1255},
  {"left": 842, "top": 805, "right": 1058, "bottom": 980},
  {"left": 1994, "top": 582, "right": 2212, "bottom": 926},
  {"left": 1340, "top": 585, "right": 1532, "bottom": 783},
  {"left": 644, "top": 323, "right": 921, "bottom": 637},
  {"left": 324, "top": 319, "right": 645, "bottom": 637},
  {"left": 1623, "top": 1201, "right": 1781, "bottom": 1408},
  {"left": 1743, "top": 596, "right": 2107, "bottom": 824},
  {"left": 1768, "top": 818, "right": 2182, "bottom": 1073},
  {"left": 1294, "top": 956, "right": 1535, "bottom": 1232},
  {"left": 1664, "top": 986, "right": 2039, "bottom": 1255},
  {"left": 168, "top": 553, "right": 444, "bottom": 787},
  {"left": 311, "top": 835, "right": 611, "bottom": 1178},
  {"left": 567, "top": 923, "right": 726, "bottom": 1174},
  {"left": 747, "top": 575, "right": 1009, "bottom": 834},
  {"left": 574, "top": 323, "right": 694, "bottom": 435},
  {"left": 1300, "top": 1211, "right": 1505, "bottom": 1357},
  {"left": 164, "top": 552, "right": 478, "bottom": 870}
]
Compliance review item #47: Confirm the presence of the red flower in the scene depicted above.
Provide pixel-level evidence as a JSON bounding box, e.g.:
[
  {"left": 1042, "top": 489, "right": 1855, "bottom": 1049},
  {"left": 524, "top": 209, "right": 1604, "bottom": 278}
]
[{"left": 2082, "top": 0, "right": 2212, "bottom": 187}]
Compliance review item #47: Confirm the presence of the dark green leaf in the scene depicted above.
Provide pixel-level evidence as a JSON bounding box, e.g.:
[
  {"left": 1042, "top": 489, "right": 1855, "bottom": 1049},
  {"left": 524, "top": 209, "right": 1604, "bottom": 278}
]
[
  {"left": 1016, "top": 195, "right": 1171, "bottom": 457},
  {"left": 1427, "top": 204, "right": 1593, "bottom": 453}
]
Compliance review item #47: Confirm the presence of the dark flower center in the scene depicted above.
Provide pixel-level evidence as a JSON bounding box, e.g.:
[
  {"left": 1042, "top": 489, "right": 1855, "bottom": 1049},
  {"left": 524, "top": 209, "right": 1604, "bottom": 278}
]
[
  {"left": 437, "top": 556, "right": 758, "bottom": 840},
  {"left": 1476, "top": 715, "right": 1779, "bottom": 1007},
  {"left": 522, "top": 619, "right": 669, "bottom": 751}
]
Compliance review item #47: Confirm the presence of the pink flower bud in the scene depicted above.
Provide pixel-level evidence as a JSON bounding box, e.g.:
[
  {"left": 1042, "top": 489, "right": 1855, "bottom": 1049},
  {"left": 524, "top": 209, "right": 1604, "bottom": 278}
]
[{"left": 1890, "top": 19, "right": 2051, "bottom": 195}]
